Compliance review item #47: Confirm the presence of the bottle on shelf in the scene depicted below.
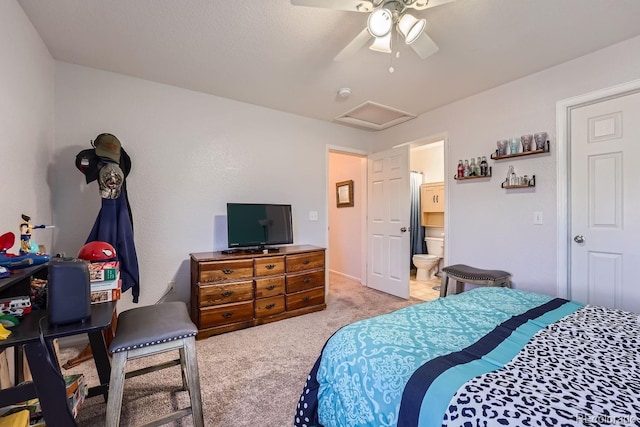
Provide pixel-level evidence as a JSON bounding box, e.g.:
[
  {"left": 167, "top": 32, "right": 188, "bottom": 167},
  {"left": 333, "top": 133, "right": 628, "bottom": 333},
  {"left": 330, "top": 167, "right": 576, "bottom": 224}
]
[
  {"left": 480, "top": 156, "right": 488, "bottom": 176},
  {"left": 507, "top": 165, "right": 516, "bottom": 186},
  {"left": 476, "top": 157, "right": 482, "bottom": 176},
  {"left": 463, "top": 160, "right": 470, "bottom": 177},
  {"left": 457, "top": 160, "right": 464, "bottom": 178},
  {"left": 469, "top": 158, "right": 477, "bottom": 176}
]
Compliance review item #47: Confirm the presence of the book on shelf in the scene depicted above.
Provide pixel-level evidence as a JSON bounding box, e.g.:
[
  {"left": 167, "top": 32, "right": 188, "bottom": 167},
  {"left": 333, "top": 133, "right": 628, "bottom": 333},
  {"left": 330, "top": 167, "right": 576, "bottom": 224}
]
[
  {"left": 88, "top": 261, "right": 119, "bottom": 282},
  {"left": 90, "top": 276, "right": 121, "bottom": 292},
  {"left": 90, "top": 287, "right": 121, "bottom": 304},
  {"left": 64, "top": 374, "right": 84, "bottom": 399},
  {"left": 0, "top": 375, "right": 88, "bottom": 424}
]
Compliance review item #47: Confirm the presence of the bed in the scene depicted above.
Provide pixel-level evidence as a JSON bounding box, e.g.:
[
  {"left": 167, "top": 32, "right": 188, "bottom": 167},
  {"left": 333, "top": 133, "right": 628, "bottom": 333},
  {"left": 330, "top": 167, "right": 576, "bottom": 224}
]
[{"left": 294, "top": 287, "right": 640, "bottom": 427}]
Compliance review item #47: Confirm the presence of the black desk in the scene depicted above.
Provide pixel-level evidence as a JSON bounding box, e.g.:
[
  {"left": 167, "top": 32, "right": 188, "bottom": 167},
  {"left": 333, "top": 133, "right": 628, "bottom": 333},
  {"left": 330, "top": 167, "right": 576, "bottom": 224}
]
[
  {"left": 0, "top": 302, "right": 116, "bottom": 426},
  {"left": 0, "top": 264, "right": 48, "bottom": 298}
]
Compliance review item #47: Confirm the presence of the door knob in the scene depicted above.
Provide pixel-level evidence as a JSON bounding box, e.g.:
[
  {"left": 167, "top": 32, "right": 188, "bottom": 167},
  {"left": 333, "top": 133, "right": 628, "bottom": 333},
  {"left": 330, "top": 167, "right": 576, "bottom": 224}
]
[
  {"left": 400, "top": 227, "right": 407, "bottom": 233},
  {"left": 574, "top": 235, "right": 585, "bottom": 243}
]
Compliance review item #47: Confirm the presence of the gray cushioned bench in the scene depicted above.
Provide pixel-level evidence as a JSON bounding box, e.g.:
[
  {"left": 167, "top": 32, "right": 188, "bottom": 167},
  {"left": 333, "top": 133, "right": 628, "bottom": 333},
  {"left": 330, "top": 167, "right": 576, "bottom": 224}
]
[{"left": 440, "top": 264, "right": 511, "bottom": 297}]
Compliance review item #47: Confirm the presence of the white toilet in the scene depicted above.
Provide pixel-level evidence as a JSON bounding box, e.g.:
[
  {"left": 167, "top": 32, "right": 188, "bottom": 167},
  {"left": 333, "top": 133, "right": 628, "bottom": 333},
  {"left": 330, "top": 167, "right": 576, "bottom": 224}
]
[{"left": 412, "top": 236, "right": 444, "bottom": 281}]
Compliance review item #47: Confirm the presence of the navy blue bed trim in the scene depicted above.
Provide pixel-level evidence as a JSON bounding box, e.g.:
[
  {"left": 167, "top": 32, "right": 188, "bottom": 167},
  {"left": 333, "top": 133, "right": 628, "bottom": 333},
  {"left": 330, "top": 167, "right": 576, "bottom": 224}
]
[{"left": 397, "top": 297, "right": 569, "bottom": 427}]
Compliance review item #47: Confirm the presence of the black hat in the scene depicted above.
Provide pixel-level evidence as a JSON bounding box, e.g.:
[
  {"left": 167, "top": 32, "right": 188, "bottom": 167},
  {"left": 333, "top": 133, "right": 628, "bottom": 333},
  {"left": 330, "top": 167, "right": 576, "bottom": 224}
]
[{"left": 76, "top": 145, "right": 131, "bottom": 184}]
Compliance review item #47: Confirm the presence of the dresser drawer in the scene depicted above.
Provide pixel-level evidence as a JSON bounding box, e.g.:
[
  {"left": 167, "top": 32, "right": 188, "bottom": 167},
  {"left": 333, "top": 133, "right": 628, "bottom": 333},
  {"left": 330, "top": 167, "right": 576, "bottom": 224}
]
[
  {"left": 255, "top": 276, "right": 285, "bottom": 299},
  {"left": 198, "top": 259, "right": 253, "bottom": 283},
  {"left": 255, "top": 295, "right": 285, "bottom": 318},
  {"left": 286, "top": 288, "right": 325, "bottom": 311},
  {"left": 286, "top": 270, "right": 325, "bottom": 294},
  {"left": 286, "top": 252, "right": 325, "bottom": 273},
  {"left": 255, "top": 256, "right": 285, "bottom": 276},
  {"left": 199, "top": 281, "right": 253, "bottom": 307},
  {"left": 199, "top": 301, "right": 254, "bottom": 328}
]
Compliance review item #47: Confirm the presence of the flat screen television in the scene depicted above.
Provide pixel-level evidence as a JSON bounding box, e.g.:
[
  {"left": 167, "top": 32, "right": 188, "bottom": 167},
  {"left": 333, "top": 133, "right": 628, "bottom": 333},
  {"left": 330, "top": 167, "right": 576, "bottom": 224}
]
[{"left": 226, "top": 203, "right": 293, "bottom": 251}]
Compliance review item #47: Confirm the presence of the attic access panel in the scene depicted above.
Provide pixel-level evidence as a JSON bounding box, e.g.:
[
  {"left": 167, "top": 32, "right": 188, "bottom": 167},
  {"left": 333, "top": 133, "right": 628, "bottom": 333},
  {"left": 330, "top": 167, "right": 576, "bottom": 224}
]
[{"left": 335, "top": 101, "right": 416, "bottom": 131}]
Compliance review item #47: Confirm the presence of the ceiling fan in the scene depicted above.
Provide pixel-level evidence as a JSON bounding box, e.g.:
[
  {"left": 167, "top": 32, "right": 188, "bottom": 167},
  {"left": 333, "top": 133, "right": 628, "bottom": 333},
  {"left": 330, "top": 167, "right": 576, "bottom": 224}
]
[{"left": 291, "top": 0, "right": 455, "bottom": 62}]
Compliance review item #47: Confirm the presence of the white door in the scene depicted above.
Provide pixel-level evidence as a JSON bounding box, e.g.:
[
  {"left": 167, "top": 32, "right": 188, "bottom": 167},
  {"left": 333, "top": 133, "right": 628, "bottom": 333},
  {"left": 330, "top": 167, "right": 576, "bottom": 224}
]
[
  {"left": 367, "top": 146, "right": 410, "bottom": 298},
  {"left": 570, "top": 91, "right": 640, "bottom": 312}
]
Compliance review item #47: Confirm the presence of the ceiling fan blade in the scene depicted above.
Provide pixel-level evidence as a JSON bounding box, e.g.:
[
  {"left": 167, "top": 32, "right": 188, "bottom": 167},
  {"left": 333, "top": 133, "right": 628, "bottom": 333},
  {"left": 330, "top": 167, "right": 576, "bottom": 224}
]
[
  {"left": 291, "top": 0, "right": 373, "bottom": 12},
  {"left": 334, "top": 27, "right": 372, "bottom": 62},
  {"left": 410, "top": 31, "right": 439, "bottom": 59},
  {"left": 409, "top": 0, "right": 456, "bottom": 11}
]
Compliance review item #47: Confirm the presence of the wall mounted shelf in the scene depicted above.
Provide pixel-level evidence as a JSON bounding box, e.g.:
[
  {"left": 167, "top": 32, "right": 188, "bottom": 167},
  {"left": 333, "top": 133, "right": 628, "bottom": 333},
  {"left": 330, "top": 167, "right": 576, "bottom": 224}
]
[
  {"left": 491, "top": 141, "right": 550, "bottom": 160},
  {"left": 502, "top": 175, "right": 536, "bottom": 189},
  {"left": 454, "top": 167, "right": 492, "bottom": 181}
]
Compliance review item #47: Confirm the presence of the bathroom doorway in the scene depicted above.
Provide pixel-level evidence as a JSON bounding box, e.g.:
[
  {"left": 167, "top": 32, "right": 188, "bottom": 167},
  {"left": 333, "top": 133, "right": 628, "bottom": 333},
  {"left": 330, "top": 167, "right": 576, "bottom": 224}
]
[
  {"left": 409, "top": 140, "right": 445, "bottom": 301},
  {"left": 326, "top": 138, "right": 445, "bottom": 301}
]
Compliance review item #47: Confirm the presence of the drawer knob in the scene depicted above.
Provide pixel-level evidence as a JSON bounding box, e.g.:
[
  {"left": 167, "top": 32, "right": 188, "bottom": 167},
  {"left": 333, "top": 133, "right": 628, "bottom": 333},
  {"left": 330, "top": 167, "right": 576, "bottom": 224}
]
[
  {"left": 265, "top": 303, "right": 275, "bottom": 310},
  {"left": 222, "top": 269, "right": 234, "bottom": 275},
  {"left": 302, "top": 296, "right": 311, "bottom": 302},
  {"left": 222, "top": 312, "right": 233, "bottom": 319},
  {"left": 265, "top": 264, "right": 276, "bottom": 270},
  {"left": 302, "top": 260, "right": 310, "bottom": 265},
  {"left": 266, "top": 285, "right": 276, "bottom": 290},
  {"left": 221, "top": 290, "right": 234, "bottom": 297},
  {"left": 303, "top": 278, "right": 311, "bottom": 284}
]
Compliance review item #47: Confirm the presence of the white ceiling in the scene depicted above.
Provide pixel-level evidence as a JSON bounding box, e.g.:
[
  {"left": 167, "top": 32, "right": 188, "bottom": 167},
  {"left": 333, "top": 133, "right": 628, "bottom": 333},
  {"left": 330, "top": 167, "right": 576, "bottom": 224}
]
[{"left": 17, "top": 0, "right": 640, "bottom": 130}]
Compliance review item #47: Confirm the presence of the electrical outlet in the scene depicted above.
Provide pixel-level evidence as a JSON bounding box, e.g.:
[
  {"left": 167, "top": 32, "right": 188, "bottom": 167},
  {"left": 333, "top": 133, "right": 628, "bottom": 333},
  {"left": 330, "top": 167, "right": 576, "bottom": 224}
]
[
  {"left": 167, "top": 281, "right": 176, "bottom": 293},
  {"left": 309, "top": 211, "right": 318, "bottom": 221}
]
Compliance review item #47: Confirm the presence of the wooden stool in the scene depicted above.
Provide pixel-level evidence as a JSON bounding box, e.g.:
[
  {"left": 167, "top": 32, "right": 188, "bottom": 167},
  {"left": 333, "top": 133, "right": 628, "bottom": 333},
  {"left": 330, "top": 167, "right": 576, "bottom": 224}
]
[
  {"left": 106, "top": 302, "right": 204, "bottom": 427},
  {"left": 440, "top": 264, "right": 511, "bottom": 297}
]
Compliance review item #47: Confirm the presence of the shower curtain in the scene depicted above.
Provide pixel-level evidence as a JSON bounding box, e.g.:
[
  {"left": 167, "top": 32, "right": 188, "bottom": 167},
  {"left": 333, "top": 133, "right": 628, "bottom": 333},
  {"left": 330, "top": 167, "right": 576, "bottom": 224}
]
[{"left": 410, "top": 171, "right": 425, "bottom": 269}]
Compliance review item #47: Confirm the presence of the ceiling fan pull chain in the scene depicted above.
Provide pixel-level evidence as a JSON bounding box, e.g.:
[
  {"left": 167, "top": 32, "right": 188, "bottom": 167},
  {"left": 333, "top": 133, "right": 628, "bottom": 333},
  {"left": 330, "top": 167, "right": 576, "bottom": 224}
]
[
  {"left": 389, "top": 29, "right": 400, "bottom": 73},
  {"left": 389, "top": 47, "right": 395, "bottom": 73}
]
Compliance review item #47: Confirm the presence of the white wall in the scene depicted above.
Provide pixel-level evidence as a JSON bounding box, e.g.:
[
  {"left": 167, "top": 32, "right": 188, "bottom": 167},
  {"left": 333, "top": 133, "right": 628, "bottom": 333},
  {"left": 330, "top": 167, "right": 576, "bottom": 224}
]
[
  {"left": 8, "top": 0, "right": 640, "bottom": 305},
  {"left": 375, "top": 35, "right": 640, "bottom": 297},
  {"left": 0, "top": 1, "right": 55, "bottom": 252},
  {"left": 328, "top": 152, "right": 364, "bottom": 280},
  {"left": 410, "top": 142, "right": 444, "bottom": 183},
  {"left": 52, "top": 62, "right": 373, "bottom": 310}
]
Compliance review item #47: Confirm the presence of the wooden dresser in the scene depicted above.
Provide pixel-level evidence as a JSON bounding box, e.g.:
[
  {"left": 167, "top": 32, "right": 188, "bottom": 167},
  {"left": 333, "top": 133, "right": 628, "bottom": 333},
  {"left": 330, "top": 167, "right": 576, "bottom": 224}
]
[{"left": 190, "top": 245, "right": 326, "bottom": 340}]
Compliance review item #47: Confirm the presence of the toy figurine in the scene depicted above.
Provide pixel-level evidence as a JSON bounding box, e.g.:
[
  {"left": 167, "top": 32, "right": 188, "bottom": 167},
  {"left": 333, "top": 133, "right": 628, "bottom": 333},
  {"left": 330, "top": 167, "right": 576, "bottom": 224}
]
[
  {"left": 0, "top": 232, "right": 50, "bottom": 269},
  {"left": 19, "top": 214, "right": 53, "bottom": 255}
]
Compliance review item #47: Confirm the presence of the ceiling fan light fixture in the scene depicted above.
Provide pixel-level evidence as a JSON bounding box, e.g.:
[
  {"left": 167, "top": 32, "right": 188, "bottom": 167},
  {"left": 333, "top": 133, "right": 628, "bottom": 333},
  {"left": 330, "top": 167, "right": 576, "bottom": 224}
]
[
  {"left": 367, "top": 8, "right": 393, "bottom": 37},
  {"left": 397, "top": 13, "right": 426, "bottom": 44},
  {"left": 369, "top": 32, "right": 392, "bottom": 53}
]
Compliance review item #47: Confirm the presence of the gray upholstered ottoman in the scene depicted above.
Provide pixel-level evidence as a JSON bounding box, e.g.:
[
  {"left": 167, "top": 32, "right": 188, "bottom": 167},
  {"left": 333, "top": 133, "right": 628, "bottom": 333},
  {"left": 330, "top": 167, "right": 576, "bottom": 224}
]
[
  {"left": 106, "top": 301, "right": 204, "bottom": 427},
  {"left": 440, "top": 264, "right": 511, "bottom": 297}
]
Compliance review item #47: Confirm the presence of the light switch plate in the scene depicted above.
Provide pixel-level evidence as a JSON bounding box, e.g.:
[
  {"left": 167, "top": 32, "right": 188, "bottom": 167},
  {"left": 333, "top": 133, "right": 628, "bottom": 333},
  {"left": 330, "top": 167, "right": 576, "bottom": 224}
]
[{"left": 533, "top": 211, "right": 543, "bottom": 225}]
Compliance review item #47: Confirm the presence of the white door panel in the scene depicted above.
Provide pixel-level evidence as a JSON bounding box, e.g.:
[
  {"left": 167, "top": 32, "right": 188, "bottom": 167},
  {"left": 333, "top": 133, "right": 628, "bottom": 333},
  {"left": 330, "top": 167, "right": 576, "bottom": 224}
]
[
  {"left": 570, "top": 92, "right": 640, "bottom": 313},
  {"left": 367, "top": 146, "right": 410, "bottom": 298}
]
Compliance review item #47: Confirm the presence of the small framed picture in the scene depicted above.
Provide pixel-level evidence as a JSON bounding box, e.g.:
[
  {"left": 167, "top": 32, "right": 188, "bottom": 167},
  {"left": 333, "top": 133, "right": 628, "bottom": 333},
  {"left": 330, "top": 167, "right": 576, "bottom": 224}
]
[{"left": 336, "top": 180, "right": 354, "bottom": 208}]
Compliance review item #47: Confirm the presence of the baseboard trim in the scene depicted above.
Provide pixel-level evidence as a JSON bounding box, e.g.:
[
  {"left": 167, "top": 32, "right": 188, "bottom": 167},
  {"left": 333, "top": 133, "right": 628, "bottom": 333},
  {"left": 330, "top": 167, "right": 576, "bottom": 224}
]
[{"left": 328, "top": 270, "right": 361, "bottom": 284}]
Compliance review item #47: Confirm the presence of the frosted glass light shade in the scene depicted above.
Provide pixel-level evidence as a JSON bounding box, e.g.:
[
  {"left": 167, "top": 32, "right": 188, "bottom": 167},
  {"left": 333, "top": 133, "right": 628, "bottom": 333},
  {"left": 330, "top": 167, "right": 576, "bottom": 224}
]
[
  {"left": 398, "top": 13, "right": 426, "bottom": 44},
  {"left": 367, "top": 8, "right": 393, "bottom": 37},
  {"left": 369, "top": 32, "right": 392, "bottom": 53}
]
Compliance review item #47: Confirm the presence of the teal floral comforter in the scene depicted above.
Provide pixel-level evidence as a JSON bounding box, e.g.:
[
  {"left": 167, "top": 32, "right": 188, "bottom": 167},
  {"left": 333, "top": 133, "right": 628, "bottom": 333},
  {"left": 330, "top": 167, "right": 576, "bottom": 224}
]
[{"left": 295, "top": 287, "right": 556, "bottom": 427}]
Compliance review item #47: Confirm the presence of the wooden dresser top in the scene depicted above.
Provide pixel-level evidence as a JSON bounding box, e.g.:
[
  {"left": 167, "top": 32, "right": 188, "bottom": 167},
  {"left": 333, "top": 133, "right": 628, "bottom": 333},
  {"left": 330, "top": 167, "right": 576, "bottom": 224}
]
[{"left": 190, "top": 245, "right": 325, "bottom": 262}]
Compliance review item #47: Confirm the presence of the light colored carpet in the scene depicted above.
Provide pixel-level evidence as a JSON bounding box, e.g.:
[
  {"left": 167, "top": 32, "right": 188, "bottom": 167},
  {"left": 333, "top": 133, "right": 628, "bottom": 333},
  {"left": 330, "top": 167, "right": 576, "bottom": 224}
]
[{"left": 59, "top": 273, "right": 424, "bottom": 426}]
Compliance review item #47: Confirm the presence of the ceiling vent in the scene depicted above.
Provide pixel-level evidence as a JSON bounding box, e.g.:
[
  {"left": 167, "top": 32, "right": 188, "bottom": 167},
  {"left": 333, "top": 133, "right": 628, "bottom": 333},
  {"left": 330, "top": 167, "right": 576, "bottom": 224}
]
[{"left": 335, "top": 101, "right": 416, "bottom": 131}]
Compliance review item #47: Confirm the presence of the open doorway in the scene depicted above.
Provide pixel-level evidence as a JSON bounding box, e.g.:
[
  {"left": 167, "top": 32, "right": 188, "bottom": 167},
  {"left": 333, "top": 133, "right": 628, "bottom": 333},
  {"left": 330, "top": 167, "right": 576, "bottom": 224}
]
[
  {"left": 327, "top": 150, "right": 367, "bottom": 285},
  {"left": 408, "top": 140, "right": 445, "bottom": 301},
  {"left": 327, "top": 138, "right": 445, "bottom": 302}
]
